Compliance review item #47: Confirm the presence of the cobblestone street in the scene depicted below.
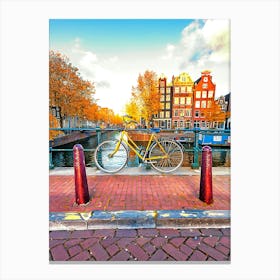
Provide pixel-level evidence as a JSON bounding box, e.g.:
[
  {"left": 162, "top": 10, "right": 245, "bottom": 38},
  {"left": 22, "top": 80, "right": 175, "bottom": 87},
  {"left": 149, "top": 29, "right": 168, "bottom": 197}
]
[{"left": 49, "top": 227, "right": 230, "bottom": 262}]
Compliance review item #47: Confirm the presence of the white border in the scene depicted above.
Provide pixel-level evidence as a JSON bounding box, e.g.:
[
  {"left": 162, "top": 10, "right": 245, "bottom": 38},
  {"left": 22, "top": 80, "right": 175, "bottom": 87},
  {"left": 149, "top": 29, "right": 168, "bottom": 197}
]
[{"left": 1, "top": 0, "right": 279, "bottom": 279}]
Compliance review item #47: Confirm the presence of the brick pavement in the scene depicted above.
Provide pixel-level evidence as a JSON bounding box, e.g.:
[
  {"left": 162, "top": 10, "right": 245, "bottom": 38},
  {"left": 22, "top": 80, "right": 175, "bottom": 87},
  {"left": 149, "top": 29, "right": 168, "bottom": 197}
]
[
  {"left": 49, "top": 227, "right": 230, "bottom": 261},
  {"left": 49, "top": 175, "right": 230, "bottom": 212}
]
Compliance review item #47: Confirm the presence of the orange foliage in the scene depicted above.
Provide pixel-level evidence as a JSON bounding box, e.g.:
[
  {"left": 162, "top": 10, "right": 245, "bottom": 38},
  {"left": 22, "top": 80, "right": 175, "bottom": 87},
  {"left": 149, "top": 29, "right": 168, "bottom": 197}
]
[{"left": 132, "top": 70, "right": 160, "bottom": 124}]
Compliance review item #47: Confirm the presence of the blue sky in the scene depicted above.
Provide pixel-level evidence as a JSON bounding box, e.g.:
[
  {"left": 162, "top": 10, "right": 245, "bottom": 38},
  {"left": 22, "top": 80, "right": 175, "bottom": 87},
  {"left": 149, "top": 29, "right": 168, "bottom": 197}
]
[{"left": 50, "top": 19, "right": 230, "bottom": 114}]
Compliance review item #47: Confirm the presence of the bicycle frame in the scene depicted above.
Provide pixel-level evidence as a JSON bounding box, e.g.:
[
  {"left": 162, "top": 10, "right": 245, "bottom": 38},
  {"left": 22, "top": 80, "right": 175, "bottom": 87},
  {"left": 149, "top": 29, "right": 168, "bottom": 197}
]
[{"left": 110, "top": 130, "right": 168, "bottom": 162}]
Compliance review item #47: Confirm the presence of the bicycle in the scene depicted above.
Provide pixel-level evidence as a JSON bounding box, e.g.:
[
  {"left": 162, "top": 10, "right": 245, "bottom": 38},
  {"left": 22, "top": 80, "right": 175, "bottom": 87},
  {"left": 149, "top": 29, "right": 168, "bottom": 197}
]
[{"left": 94, "top": 115, "right": 184, "bottom": 173}]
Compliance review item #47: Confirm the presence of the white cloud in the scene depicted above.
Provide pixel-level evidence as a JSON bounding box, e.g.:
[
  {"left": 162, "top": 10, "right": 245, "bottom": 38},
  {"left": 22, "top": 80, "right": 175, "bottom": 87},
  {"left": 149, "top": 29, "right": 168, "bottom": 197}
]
[{"left": 167, "top": 19, "right": 230, "bottom": 96}]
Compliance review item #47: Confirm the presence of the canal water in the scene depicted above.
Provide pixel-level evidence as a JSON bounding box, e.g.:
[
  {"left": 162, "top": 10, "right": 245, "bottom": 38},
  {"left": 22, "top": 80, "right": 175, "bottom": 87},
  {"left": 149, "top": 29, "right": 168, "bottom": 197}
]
[{"left": 51, "top": 131, "right": 231, "bottom": 168}]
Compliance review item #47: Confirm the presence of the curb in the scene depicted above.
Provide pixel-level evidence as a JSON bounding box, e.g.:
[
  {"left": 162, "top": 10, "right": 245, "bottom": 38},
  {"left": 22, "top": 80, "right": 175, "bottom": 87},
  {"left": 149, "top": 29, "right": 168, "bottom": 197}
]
[{"left": 49, "top": 209, "right": 230, "bottom": 231}]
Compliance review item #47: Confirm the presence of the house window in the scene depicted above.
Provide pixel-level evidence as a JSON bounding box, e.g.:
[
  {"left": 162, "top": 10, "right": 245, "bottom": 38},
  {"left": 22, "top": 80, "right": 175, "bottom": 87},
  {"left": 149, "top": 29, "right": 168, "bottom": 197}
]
[
  {"left": 174, "top": 97, "right": 179, "bottom": 105},
  {"left": 160, "top": 81, "right": 165, "bottom": 87},
  {"left": 186, "top": 97, "right": 191, "bottom": 105},
  {"left": 202, "top": 91, "right": 207, "bottom": 98},
  {"left": 201, "top": 100, "right": 207, "bottom": 108},
  {"left": 195, "top": 101, "right": 200, "bottom": 108},
  {"left": 185, "top": 121, "right": 191, "bottom": 128},
  {"left": 166, "top": 94, "right": 170, "bottom": 101},
  {"left": 174, "top": 120, "right": 178, "bottom": 127},
  {"left": 194, "top": 121, "right": 200, "bottom": 128},
  {"left": 180, "top": 86, "right": 186, "bottom": 93},
  {"left": 179, "top": 110, "right": 184, "bottom": 117},
  {"left": 174, "top": 110, "right": 178, "bottom": 117},
  {"left": 186, "top": 109, "right": 191, "bottom": 117},
  {"left": 174, "top": 87, "right": 180, "bottom": 93},
  {"left": 160, "top": 95, "right": 165, "bottom": 102},
  {"left": 187, "top": 86, "right": 192, "bottom": 93},
  {"left": 207, "top": 101, "right": 212, "bottom": 108},
  {"left": 196, "top": 91, "right": 201, "bottom": 98},
  {"left": 195, "top": 111, "right": 199, "bottom": 118},
  {"left": 180, "top": 121, "right": 184, "bottom": 127},
  {"left": 166, "top": 111, "right": 170, "bottom": 118},
  {"left": 160, "top": 111, "right": 164, "bottom": 118},
  {"left": 201, "top": 121, "right": 205, "bottom": 128},
  {"left": 202, "top": 83, "right": 208, "bottom": 89},
  {"left": 166, "top": 103, "right": 170, "bottom": 109},
  {"left": 180, "top": 97, "right": 185, "bottom": 104},
  {"left": 166, "top": 87, "right": 171, "bottom": 93},
  {"left": 208, "top": 91, "right": 213, "bottom": 98},
  {"left": 160, "top": 88, "right": 165, "bottom": 94}
]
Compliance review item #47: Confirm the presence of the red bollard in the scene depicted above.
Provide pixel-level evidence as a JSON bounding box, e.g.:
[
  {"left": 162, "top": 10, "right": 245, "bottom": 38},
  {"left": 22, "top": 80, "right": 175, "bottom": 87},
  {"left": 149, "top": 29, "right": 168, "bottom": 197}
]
[
  {"left": 73, "top": 144, "right": 90, "bottom": 205},
  {"left": 199, "top": 146, "right": 213, "bottom": 204}
]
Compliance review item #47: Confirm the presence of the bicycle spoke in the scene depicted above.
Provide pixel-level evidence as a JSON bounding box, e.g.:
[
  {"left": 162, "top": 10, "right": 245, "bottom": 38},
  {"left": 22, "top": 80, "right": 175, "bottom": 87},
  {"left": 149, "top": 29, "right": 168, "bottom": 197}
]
[{"left": 149, "top": 140, "right": 183, "bottom": 173}]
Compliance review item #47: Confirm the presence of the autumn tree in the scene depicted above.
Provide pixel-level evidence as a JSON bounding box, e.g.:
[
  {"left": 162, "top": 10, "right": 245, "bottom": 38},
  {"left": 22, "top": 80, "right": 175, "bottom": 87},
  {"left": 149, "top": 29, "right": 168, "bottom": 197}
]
[
  {"left": 132, "top": 70, "right": 160, "bottom": 125},
  {"left": 204, "top": 100, "right": 227, "bottom": 128},
  {"left": 124, "top": 96, "right": 141, "bottom": 121},
  {"left": 49, "top": 51, "right": 96, "bottom": 128}
]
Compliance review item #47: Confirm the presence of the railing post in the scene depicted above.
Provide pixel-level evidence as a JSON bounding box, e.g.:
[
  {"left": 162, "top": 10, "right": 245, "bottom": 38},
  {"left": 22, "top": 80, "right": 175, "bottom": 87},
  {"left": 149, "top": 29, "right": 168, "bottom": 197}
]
[
  {"left": 73, "top": 144, "right": 90, "bottom": 205},
  {"left": 199, "top": 146, "right": 213, "bottom": 204},
  {"left": 191, "top": 128, "right": 200, "bottom": 169},
  {"left": 49, "top": 147, "right": 55, "bottom": 169},
  {"left": 96, "top": 126, "right": 101, "bottom": 145}
]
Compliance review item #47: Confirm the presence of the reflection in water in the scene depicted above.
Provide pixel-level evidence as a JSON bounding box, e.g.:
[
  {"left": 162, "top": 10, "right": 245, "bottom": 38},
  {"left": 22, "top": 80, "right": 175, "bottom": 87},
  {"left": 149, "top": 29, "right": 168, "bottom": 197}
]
[{"left": 52, "top": 131, "right": 230, "bottom": 168}]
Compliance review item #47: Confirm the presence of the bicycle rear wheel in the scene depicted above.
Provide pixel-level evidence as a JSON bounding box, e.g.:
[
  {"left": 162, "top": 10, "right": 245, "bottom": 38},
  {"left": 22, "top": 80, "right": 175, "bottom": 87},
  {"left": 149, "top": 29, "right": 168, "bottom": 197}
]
[
  {"left": 148, "top": 140, "right": 183, "bottom": 173},
  {"left": 94, "top": 140, "right": 128, "bottom": 173}
]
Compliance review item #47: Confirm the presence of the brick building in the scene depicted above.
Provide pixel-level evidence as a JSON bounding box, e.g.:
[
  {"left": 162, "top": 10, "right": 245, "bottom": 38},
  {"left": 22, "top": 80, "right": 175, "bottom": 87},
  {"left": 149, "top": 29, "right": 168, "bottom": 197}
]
[
  {"left": 192, "top": 70, "right": 216, "bottom": 128},
  {"left": 153, "top": 75, "right": 173, "bottom": 129},
  {"left": 171, "top": 72, "right": 194, "bottom": 129}
]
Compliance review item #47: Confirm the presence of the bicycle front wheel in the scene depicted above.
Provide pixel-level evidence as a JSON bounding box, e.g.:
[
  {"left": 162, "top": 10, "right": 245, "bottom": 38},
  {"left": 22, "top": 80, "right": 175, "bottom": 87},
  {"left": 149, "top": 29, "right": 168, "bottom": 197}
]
[
  {"left": 94, "top": 140, "right": 128, "bottom": 173},
  {"left": 148, "top": 140, "right": 183, "bottom": 173}
]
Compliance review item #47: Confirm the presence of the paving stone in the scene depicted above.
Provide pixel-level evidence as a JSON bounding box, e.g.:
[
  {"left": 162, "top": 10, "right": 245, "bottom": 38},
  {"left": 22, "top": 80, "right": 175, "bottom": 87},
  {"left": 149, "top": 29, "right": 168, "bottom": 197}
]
[
  {"left": 221, "top": 228, "right": 231, "bottom": 236},
  {"left": 137, "top": 229, "right": 158, "bottom": 237},
  {"left": 188, "top": 250, "right": 207, "bottom": 261},
  {"left": 70, "top": 230, "right": 94, "bottom": 239},
  {"left": 162, "top": 243, "right": 188, "bottom": 261},
  {"left": 179, "top": 244, "right": 193, "bottom": 259},
  {"left": 142, "top": 242, "right": 156, "bottom": 256},
  {"left": 200, "top": 228, "right": 223, "bottom": 237},
  {"left": 149, "top": 249, "right": 168, "bottom": 261},
  {"left": 127, "top": 243, "right": 149, "bottom": 261},
  {"left": 89, "top": 243, "right": 110, "bottom": 261},
  {"left": 151, "top": 237, "right": 167, "bottom": 248},
  {"left": 215, "top": 244, "right": 230, "bottom": 256},
  {"left": 117, "top": 238, "right": 134, "bottom": 248},
  {"left": 219, "top": 236, "right": 230, "bottom": 248},
  {"left": 92, "top": 229, "right": 115, "bottom": 238},
  {"left": 116, "top": 229, "right": 137, "bottom": 238},
  {"left": 68, "top": 250, "right": 91, "bottom": 261},
  {"left": 170, "top": 237, "right": 185, "bottom": 248},
  {"left": 180, "top": 229, "right": 201, "bottom": 237},
  {"left": 50, "top": 244, "right": 69, "bottom": 261},
  {"left": 202, "top": 236, "right": 219, "bottom": 247},
  {"left": 49, "top": 239, "right": 64, "bottom": 249},
  {"left": 64, "top": 239, "right": 82, "bottom": 248},
  {"left": 110, "top": 250, "right": 131, "bottom": 261},
  {"left": 106, "top": 244, "right": 119, "bottom": 256},
  {"left": 136, "top": 237, "right": 152, "bottom": 247},
  {"left": 80, "top": 237, "right": 99, "bottom": 249},
  {"left": 68, "top": 245, "right": 82, "bottom": 257},
  {"left": 158, "top": 229, "right": 180, "bottom": 237},
  {"left": 185, "top": 237, "right": 202, "bottom": 249},
  {"left": 197, "top": 243, "right": 227, "bottom": 261},
  {"left": 100, "top": 237, "right": 120, "bottom": 248},
  {"left": 50, "top": 231, "right": 70, "bottom": 240}
]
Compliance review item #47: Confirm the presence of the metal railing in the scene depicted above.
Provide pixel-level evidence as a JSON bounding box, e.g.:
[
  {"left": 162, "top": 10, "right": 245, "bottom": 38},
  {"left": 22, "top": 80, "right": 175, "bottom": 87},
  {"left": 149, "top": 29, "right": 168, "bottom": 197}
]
[{"left": 49, "top": 127, "right": 231, "bottom": 169}]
